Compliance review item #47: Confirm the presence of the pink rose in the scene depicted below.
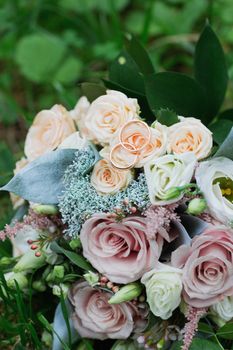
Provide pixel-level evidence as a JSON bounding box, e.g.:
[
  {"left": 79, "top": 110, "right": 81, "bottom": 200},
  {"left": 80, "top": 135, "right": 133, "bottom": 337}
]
[
  {"left": 172, "top": 226, "right": 233, "bottom": 307},
  {"left": 69, "top": 281, "right": 146, "bottom": 340},
  {"left": 80, "top": 214, "right": 158, "bottom": 283}
]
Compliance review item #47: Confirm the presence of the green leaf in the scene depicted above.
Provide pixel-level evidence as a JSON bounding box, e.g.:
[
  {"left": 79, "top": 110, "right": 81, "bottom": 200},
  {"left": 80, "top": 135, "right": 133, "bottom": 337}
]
[
  {"left": 217, "top": 322, "right": 233, "bottom": 340},
  {"left": 55, "top": 57, "right": 83, "bottom": 84},
  {"left": 125, "top": 34, "right": 154, "bottom": 75},
  {"left": 109, "top": 50, "right": 145, "bottom": 94},
  {"left": 80, "top": 82, "right": 106, "bottom": 102},
  {"left": 198, "top": 322, "right": 215, "bottom": 335},
  {"left": 194, "top": 23, "right": 228, "bottom": 122},
  {"left": 218, "top": 109, "right": 233, "bottom": 121},
  {"left": 209, "top": 119, "right": 233, "bottom": 145},
  {"left": 190, "top": 338, "right": 223, "bottom": 350},
  {"left": 214, "top": 127, "right": 233, "bottom": 160},
  {"left": 144, "top": 72, "right": 206, "bottom": 117},
  {"left": 50, "top": 241, "right": 94, "bottom": 271},
  {"left": 15, "top": 34, "right": 67, "bottom": 83},
  {"left": 156, "top": 108, "right": 179, "bottom": 126}
]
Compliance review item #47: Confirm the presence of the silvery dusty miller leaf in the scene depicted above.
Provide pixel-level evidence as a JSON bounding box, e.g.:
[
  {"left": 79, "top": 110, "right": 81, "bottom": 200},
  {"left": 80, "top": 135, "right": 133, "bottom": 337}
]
[{"left": 0, "top": 149, "right": 77, "bottom": 205}]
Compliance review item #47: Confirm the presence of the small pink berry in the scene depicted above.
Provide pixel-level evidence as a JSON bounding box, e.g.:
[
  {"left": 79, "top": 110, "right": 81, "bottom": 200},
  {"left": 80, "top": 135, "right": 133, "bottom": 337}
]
[
  {"left": 107, "top": 281, "right": 113, "bottom": 289},
  {"left": 112, "top": 286, "right": 119, "bottom": 293},
  {"left": 35, "top": 251, "right": 41, "bottom": 257},
  {"left": 31, "top": 244, "right": 38, "bottom": 250},
  {"left": 100, "top": 276, "right": 108, "bottom": 283},
  {"left": 27, "top": 239, "right": 33, "bottom": 244},
  {"left": 130, "top": 207, "right": 137, "bottom": 213}
]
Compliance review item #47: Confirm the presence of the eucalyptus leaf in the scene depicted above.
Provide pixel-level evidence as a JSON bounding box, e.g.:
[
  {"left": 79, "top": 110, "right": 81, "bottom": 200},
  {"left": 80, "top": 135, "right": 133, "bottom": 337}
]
[
  {"left": 50, "top": 241, "right": 94, "bottom": 271},
  {"left": 209, "top": 119, "right": 233, "bottom": 145},
  {"left": 0, "top": 149, "right": 77, "bottom": 205},
  {"left": 80, "top": 82, "right": 106, "bottom": 102},
  {"left": 125, "top": 34, "right": 154, "bottom": 75},
  {"left": 194, "top": 23, "right": 228, "bottom": 122},
  {"left": 213, "top": 127, "right": 233, "bottom": 160},
  {"left": 144, "top": 72, "right": 206, "bottom": 117}
]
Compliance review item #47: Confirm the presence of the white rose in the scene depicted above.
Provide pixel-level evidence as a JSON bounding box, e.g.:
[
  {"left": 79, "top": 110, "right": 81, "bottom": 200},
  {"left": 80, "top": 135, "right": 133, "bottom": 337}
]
[
  {"left": 91, "top": 159, "right": 133, "bottom": 195},
  {"left": 195, "top": 157, "right": 233, "bottom": 227},
  {"left": 11, "top": 225, "right": 39, "bottom": 257},
  {"left": 141, "top": 264, "right": 183, "bottom": 320},
  {"left": 58, "top": 131, "right": 88, "bottom": 149},
  {"left": 210, "top": 295, "right": 233, "bottom": 325},
  {"left": 167, "top": 117, "right": 213, "bottom": 160},
  {"left": 83, "top": 90, "right": 140, "bottom": 145},
  {"left": 144, "top": 153, "right": 196, "bottom": 205}
]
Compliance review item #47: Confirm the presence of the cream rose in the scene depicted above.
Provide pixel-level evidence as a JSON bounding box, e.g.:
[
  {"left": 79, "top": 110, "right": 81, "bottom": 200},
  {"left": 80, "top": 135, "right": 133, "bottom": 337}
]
[
  {"left": 69, "top": 96, "right": 92, "bottom": 139},
  {"left": 91, "top": 159, "right": 133, "bottom": 195},
  {"left": 144, "top": 153, "right": 196, "bottom": 205},
  {"left": 141, "top": 264, "right": 183, "bottom": 320},
  {"left": 196, "top": 157, "right": 233, "bottom": 227},
  {"left": 58, "top": 131, "right": 88, "bottom": 150},
  {"left": 210, "top": 295, "right": 233, "bottom": 325},
  {"left": 24, "top": 104, "right": 76, "bottom": 161},
  {"left": 167, "top": 117, "right": 213, "bottom": 160},
  {"left": 82, "top": 90, "right": 140, "bottom": 145}
]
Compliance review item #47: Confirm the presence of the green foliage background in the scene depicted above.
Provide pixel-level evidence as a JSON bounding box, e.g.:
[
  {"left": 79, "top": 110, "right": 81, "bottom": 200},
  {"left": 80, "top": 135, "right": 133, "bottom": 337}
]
[{"left": 1, "top": 1, "right": 233, "bottom": 348}]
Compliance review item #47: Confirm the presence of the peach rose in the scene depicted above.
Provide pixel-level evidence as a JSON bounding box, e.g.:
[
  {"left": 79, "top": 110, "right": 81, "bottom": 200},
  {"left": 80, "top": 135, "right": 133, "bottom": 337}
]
[
  {"left": 24, "top": 104, "right": 76, "bottom": 161},
  {"left": 167, "top": 117, "right": 213, "bottom": 160},
  {"left": 10, "top": 157, "right": 29, "bottom": 209},
  {"left": 91, "top": 159, "right": 133, "bottom": 195},
  {"left": 102, "top": 120, "right": 167, "bottom": 169},
  {"left": 69, "top": 281, "right": 146, "bottom": 340},
  {"left": 82, "top": 90, "right": 140, "bottom": 145},
  {"left": 80, "top": 214, "right": 158, "bottom": 283},
  {"left": 172, "top": 226, "right": 233, "bottom": 307}
]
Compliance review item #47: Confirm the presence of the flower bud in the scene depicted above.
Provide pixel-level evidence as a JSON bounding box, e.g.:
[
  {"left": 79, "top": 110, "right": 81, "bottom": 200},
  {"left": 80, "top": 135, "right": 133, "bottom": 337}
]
[
  {"left": 33, "top": 204, "right": 59, "bottom": 215},
  {"left": 41, "top": 329, "right": 53, "bottom": 348},
  {"left": 108, "top": 282, "right": 143, "bottom": 304},
  {"left": 32, "top": 280, "right": 46, "bottom": 292},
  {"left": 53, "top": 265, "right": 65, "bottom": 279},
  {"left": 5, "top": 272, "right": 28, "bottom": 290},
  {"left": 52, "top": 283, "right": 69, "bottom": 297},
  {"left": 13, "top": 250, "right": 46, "bottom": 272},
  {"left": 69, "top": 238, "right": 82, "bottom": 250},
  {"left": 84, "top": 271, "right": 99, "bottom": 287},
  {"left": 186, "top": 198, "right": 207, "bottom": 215},
  {"left": 0, "top": 257, "right": 14, "bottom": 266}
]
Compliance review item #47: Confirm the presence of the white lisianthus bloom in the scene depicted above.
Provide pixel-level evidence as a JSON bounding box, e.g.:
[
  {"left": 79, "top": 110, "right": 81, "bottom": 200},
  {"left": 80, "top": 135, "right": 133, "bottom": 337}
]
[
  {"left": 69, "top": 96, "right": 90, "bottom": 127},
  {"left": 167, "top": 116, "right": 213, "bottom": 160},
  {"left": 141, "top": 264, "right": 183, "bottom": 320},
  {"left": 144, "top": 153, "right": 197, "bottom": 205},
  {"left": 195, "top": 157, "right": 233, "bottom": 227},
  {"left": 210, "top": 295, "right": 233, "bottom": 325},
  {"left": 12, "top": 225, "right": 40, "bottom": 257},
  {"left": 58, "top": 131, "right": 88, "bottom": 150},
  {"left": 82, "top": 90, "right": 140, "bottom": 145},
  {"left": 91, "top": 159, "right": 133, "bottom": 195}
]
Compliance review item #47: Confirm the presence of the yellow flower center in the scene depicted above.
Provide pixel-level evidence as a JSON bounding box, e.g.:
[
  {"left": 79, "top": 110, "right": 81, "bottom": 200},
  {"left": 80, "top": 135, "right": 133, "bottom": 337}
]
[{"left": 213, "top": 177, "right": 233, "bottom": 203}]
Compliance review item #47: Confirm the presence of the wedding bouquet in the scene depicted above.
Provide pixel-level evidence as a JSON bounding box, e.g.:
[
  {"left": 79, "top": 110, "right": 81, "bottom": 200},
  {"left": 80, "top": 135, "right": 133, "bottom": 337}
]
[{"left": 1, "top": 23, "right": 233, "bottom": 350}]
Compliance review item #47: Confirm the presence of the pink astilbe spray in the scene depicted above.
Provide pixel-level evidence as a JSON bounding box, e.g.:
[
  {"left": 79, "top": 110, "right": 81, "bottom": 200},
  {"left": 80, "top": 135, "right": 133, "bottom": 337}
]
[
  {"left": 0, "top": 209, "right": 65, "bottom": 241},
  {"left": 144, "top": 203, "right": 180, "bottom": 241},
  {"left": 181, "top": 305, "right": 207, "bottom": 350}
]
